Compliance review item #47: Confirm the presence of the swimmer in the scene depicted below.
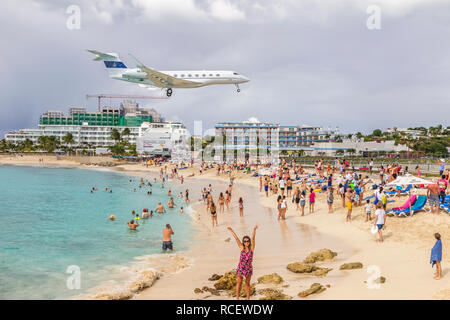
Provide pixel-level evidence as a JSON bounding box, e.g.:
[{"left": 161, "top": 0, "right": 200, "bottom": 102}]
[
  {"left": 168, "top": 190, "right": 172, "bottom": 196},
  {"left": 168, "top": 197, "right": 176, "bottom": 208},
  {"left": 109, "top": 214, "right": 115, "bottom": 221},
  {"left": 127, "top": 220, "right": 139, "bottom": 230},
  {"left": 155, "top": 202, "right": 166, "bottom": 214},
  {"left": 180, "top": 207, "right": 184, "bottom": 213},
  {"left": 132, "top": 210, "right": 136, "bottom": 216}
]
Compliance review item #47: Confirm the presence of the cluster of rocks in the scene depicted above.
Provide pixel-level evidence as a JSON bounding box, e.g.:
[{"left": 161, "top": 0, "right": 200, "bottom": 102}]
[
  {"left": 85, "top": 162, "right": 118, "bottom": 167},
  {"left": 258, "top": 288, "right": 292, "bottom": 300},
  {"left": 339, "top": 262, "right": 363, "bottom": 270},
  {"left": 286, "top": 248, "right": 337, "bottom": 278},
  {"left": 298, "top": 283, "right": 327, "bottom": 298},
  {"left": 286, "top": 263, "right": 333, "bottom": 277},
  {"left": 194, "top": 249, "right": 370, "bottom": 300}
]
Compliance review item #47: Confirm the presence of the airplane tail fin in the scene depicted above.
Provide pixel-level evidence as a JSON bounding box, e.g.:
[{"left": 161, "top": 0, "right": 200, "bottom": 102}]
[{"left": 87, "top": 49, "right": 127, "bottom": 76}]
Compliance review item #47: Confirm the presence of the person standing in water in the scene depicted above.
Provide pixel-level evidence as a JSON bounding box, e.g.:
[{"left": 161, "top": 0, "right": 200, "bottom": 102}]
[
  {"left": 430, "top": 233, "right": 442, "bottom": 280},
  {"left": 162, "top": 224, "right": 174, "bottom": 253},
  {"left": 227, "top": 225, "right": 258, "bottom": 300}
]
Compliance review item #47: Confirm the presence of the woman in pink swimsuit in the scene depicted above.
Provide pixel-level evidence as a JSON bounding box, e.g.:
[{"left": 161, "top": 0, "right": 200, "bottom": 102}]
[{"left": 227, "top": 224, "right": 258, "bottom": 300}]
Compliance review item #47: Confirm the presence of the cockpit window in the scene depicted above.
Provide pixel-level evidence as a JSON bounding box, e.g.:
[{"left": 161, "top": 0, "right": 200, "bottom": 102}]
[{"left": 233, "top": 72, "right": 239, "bottom": 75}]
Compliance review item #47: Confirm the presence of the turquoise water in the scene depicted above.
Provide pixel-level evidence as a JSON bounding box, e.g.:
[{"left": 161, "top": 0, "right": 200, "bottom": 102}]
[{"left": 0, "top": 165, "right": 193, "bottom": 299}]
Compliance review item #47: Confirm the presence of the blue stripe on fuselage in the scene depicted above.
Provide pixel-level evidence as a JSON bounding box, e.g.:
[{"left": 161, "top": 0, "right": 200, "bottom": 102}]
[{"left": 104, "top": 61, "right": 127, "bottom": 68}]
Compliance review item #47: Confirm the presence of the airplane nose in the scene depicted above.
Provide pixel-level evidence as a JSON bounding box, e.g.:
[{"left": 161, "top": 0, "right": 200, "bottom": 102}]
[{"left": 241, "top": 76, "right": 250, "bottom": 83}]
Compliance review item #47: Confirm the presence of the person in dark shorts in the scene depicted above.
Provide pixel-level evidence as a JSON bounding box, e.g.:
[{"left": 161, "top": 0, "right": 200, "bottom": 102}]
[{"left": 162, "top": 224, "right": 174, "bottom": 252}]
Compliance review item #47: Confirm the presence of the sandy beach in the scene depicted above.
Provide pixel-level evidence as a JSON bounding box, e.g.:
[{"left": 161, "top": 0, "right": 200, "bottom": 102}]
[{"left": 1, "top": 154, "right": 448, "bottom": 300}]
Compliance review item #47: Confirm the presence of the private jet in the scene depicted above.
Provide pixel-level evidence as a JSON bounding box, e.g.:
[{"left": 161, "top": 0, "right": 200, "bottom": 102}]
[{"left": 88, "top": 50, "right": 249, "bottom": 97}]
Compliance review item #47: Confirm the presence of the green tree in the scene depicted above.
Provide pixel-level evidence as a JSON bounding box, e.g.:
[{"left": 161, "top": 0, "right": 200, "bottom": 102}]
[
  {"left": 372, "top": 129, "right": 382, "bottom": 136},
  {"left": 38, "top": 136, "right": 60, "bottom": 153},
  {"left": 62, "top": 132, "right": 75, "bottom": 146},
  {"left": 110, "top": 129, "right": 121, "bottom": 142},
  {"left": 108, "top": 142, "right": 126, "bottom": 155},
  {"left": 121, "top": 128, "right": 131, "bottom": 142}
]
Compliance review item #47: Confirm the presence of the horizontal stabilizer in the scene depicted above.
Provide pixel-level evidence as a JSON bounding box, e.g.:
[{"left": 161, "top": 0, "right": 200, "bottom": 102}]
[{"left": 87, "top": 49, "right": 120, "bottom": 61}]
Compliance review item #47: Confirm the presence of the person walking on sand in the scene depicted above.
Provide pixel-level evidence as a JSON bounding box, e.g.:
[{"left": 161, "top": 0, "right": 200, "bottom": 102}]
[
  {"left": 210, "top": 201, "right": 218, "bottom": 228},
  {"left": 300, "top": 190, "right": 306, "bottom": 216},
  {"left": 264, "top": 178, "right": 269, "bottom": 197},
  {"left": 280, "top": 195, "right": 287, "bottom": 220},
  {"left": 277, "top": 196, "right": 282, "bottom": 221},
  {"left": 238, "top": 197, "right": 244, "bottom": 217},
  {"left": 427, "top": 179, "right": 441, "bottom": 214},
  {"left": 327, "top": 187, "right": 334, "bottom": 213},
  {"left": 162, "top": 224, "right": 174, "bottom": 252},
  {"left": 227, "top": 225, "right": 258, "bottom": 300},
  {"left": 374, "top": 203, "right": 386, "bottom": 242},
  {"left": 309, "top": 188, "right": 315, "bottom": 213},
  {"left": 293, "top": 187, "right": 301, "bottom": 211},
  {"left": 259, "top": 176, "right": 263, "bottom": 192},
  {"left": 365, "top": 199, "right": 373, "bottom": 222},
  {"left": 218, "top": 192, "right": 225, "bottom": 214},
  {"left": 430, "top": 233, "right": 442, "bottom": 280},
  {"left": 345, "top": 188, "right": 354, "bottom": 221}
]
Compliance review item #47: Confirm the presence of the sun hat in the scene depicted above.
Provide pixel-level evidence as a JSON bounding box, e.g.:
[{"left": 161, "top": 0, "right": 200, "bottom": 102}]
[{"left": 371, "top": 225, "right": 378, "bottom": 234}]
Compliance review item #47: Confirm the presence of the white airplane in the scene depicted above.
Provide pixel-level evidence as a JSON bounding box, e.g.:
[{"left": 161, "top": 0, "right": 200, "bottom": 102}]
[{"left": 87, "top": 50, "right": 249, "bottom": 97}]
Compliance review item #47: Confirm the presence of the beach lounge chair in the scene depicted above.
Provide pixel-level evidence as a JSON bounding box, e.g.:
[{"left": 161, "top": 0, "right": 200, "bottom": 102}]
[
  {"left": 385, "top": 184, "right": 411, "bottom": 197},
  {"left": 387, "top": 195, "right": 428, "bottom": 217},
  {"left": 391, "top": 195, "right": 417, "bottom": 211}
]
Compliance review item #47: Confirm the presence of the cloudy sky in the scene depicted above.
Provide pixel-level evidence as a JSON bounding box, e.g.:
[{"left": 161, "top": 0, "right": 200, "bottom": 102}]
[{"left": 1, "top": 0, "right": 449, "bottom": 137}]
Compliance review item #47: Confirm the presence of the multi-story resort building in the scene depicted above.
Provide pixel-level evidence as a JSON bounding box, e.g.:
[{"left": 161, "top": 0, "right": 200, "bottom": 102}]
[
  {"left": 215, "top": 118, "right": 339, "bottom": 152},
  {"left": 4, "top": 101, "right": 186, "bottom": 156}
]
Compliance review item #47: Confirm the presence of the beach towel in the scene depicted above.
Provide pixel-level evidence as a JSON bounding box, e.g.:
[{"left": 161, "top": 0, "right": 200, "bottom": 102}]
[
  {"left": 430, "top": 240, "right": 442, "bottom": 267},
  {"left": 392, "top": 195, "right": 417, "bottom": 211}
]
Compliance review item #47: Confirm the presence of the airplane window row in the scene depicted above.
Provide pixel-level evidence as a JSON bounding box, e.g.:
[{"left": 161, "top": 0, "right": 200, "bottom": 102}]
[{"left": 172, "top": 74, "right": 221, "bottom": 78}]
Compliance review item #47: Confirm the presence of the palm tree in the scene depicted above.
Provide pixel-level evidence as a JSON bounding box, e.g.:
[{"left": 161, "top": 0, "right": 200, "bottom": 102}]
[
  {"left": 121, "top": 128, "right": 131, "bottom": 142},
  {"left": 62, "top": 133, "right": 75, "bottom": 150},
  {"left": 110, "top": 128, "right": 121, "bottom": 142}
]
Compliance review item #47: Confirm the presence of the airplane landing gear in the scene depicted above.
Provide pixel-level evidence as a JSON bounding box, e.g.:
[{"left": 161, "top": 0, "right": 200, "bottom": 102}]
[
  {"left": 235, "top": 84, "right": 241, "bottom": 93},
  {"left": 166, "top": 88, "right": 172, "bottom": 97}
]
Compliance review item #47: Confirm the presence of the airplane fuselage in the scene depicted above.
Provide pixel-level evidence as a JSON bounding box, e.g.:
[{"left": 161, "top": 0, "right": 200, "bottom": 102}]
[{"left": 115, "top": 68, "right": 249, "bottom": 88}]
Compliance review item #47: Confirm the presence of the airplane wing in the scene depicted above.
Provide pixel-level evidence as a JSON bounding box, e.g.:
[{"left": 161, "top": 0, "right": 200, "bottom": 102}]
[{"left": 128, "top": 54, "right": 197, "bottom": 88}]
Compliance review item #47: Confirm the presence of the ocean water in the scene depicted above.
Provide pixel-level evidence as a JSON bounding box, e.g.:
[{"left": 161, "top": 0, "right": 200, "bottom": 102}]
[{"left": 0, "top": 165, "right": 194, "bottom": 299}]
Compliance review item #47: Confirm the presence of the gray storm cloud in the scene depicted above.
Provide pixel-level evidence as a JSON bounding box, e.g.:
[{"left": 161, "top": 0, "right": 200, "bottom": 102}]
[{"left": 1, "top": 0, "right": 449, "bottom": 138}]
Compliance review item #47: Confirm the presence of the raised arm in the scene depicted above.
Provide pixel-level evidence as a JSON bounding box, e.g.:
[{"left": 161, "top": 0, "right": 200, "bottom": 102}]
[
  {"left": 227, "top": 227, "right": 243, "bottom": 250},
  {"left": 251, "top": 225, "right": 258, "bottom": 251}
]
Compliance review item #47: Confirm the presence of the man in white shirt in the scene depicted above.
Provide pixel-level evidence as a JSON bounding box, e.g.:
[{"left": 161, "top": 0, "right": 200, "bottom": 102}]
[{"left": 374, "top": 203, "right": 387, "bottom": 242}]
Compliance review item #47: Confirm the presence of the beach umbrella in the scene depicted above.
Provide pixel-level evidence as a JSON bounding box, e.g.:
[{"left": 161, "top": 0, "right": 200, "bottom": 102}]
[
  {"left": 385, "top": 174, "right": 432, "bottom": 216},
  {"left": 385, "top": 173, "right": 432, "bottom": 187}
]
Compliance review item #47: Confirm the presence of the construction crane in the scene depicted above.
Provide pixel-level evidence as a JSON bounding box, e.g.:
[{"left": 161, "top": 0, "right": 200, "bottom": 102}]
[{"left": 86, "top": 94, "right": 167, "bottom": 112}]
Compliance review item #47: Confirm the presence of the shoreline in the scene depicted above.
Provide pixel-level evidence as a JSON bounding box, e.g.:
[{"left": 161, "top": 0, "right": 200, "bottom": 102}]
[{"left": 0, "top": 155, "right": 448, "bottom": 300}]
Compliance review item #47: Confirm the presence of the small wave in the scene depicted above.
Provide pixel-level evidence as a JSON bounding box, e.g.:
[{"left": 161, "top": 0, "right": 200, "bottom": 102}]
[{"left": 76, "top": 252, "right": 194, "bottom": 300}]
